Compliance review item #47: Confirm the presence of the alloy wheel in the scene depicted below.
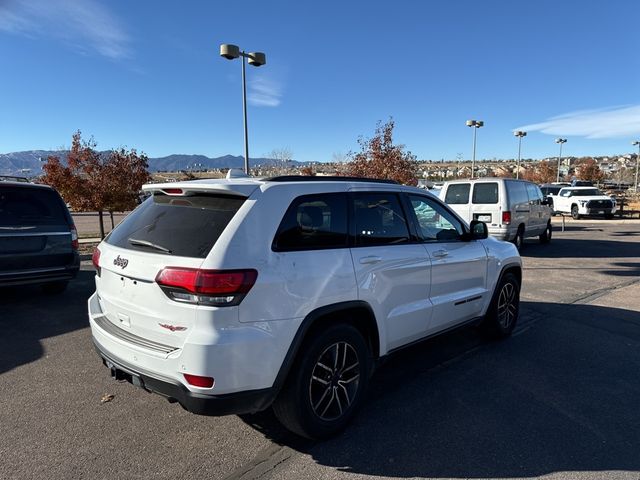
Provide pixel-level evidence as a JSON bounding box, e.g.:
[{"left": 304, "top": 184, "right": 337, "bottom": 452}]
[
  {"left": 497, "top": 282, "right": 517, "bottom": 329},
  {"left": 309, "top": 342, "right": 360, "bottom": 421}
]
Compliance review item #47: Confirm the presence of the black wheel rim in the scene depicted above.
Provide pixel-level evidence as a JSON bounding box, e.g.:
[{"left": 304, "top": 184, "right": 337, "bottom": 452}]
[
  {"left": 497, "top": 282, "right": 517, "bottom": 329},
  {"left": 309, "top": 342, "right": 360, "bottom": 421}
]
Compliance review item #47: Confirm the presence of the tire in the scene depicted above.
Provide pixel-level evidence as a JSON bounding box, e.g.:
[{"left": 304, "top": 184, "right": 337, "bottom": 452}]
[
  {"left": 482, "top": 272, "right": 520, "bottom": 338},
  {"left": 41, "top": 281, "right": 69, "bottom": 294},
  {"left": 512, "top": 227, "right": 524, "bottom": 251},
  {"left": 272, "top": 323, "right": 370, "bottom": 439},
  {"left": 604, "top": 213, "right": 614, "bottom": 220},
  {"left": 571, "top": 205, "right": 581, "bottom": 220},
  {"left": 539, "top": 222, "right": 552, "bottom": 244}
]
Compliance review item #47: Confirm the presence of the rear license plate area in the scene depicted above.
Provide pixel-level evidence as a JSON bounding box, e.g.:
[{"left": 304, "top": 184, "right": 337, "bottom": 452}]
[{"left": 474, "top": 214, "right": 492, "bottom": 222}]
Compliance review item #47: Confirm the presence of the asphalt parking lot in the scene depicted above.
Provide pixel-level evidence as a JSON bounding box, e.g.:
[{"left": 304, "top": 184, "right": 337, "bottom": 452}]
[{"left": 1, "top": 220, "right": 639, "bottom": 480}]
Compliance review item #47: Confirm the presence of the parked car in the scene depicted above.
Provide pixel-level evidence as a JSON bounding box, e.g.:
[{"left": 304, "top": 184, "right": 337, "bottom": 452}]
[
  {"left": 570, "top": 179, "right": 594, "bottom": 187},
  {"left": 439, "top": 178, "right": 552, "bottom": 250},
  {"left": 539, "top": 184, "right": 565, "bottom": 214},
  {"left": 549, "top": 186, "right": 616, "bottom": 219},
  {"left": 88, "top": 175, "right": 522, "bottom": 439},
  {"left": 0, "top": 181, "right": 80, "bottom": 292}
]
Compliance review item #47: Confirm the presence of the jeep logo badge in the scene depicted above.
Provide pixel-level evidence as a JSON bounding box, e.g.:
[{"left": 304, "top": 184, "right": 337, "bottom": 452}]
[{"left": 113, "top": 255, "right": 129, "bottom": 269}]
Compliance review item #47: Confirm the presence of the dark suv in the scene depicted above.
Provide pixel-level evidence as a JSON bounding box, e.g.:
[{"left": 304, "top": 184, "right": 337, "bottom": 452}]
[{"left": 0, "top": 180, "right": 80, "bottom": 292}]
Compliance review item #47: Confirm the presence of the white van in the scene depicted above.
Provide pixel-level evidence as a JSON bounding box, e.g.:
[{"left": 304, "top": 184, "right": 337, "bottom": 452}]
[{"left": 439, "top": 178, "right": 552, "bottom": 249}]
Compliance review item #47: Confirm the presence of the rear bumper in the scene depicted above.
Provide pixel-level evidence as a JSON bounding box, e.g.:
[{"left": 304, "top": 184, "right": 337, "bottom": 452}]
[
  {"left": 94, "top": 339, "right": 275, "bottom": 415},
  {"left": 0, "top": 254, "right": 80, "bottom": 287}
]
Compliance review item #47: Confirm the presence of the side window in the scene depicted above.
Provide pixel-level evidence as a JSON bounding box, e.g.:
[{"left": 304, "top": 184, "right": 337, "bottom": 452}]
[
  {"left": 508, "top": 181, "right": 529, "bottom": 205},
  {"left": 526, "top": 183, "right": 540, "bottom": 204},
  {"left": 472, "top": 182, "right": 499, "bottom": 204},
  {"left": 409, "top": 195, "right": 465, "bottom": 242},
  {"left": 444, "top": 183, "right": 470, "bottom": 204},
  {"left": 272, "top": 193, "right": 348, "bottom": 251},
  {"left": 352, "top": 193, "right": 410, "bottom": 246},
  {"left": 535, "top": 186, "right": 544, "bottom": 202}
]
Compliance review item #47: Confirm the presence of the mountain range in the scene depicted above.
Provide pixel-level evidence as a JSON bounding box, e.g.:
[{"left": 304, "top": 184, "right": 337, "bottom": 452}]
[{"left": 0, "top": 150, "right": 305, "bottom": 177}]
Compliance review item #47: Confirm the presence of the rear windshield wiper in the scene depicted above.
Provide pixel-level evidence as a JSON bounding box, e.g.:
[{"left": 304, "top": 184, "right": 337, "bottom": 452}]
[{"left": 128, "top": 237, "right": 172, "bottom": 254}]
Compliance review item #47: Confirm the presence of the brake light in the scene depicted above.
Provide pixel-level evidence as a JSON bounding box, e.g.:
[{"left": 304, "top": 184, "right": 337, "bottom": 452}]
[
  {"left": 184, "top": 374, "right": 214, "bottom": 389},
  {"left": 502, "top": 211, "right": 512, "bottom": 225},
  {"left": 70, "top": 224, "right": 79, "bottom": 250},
  {"left": 155, "top": 268, "right": 258, "bottom": 306},
  {"left": 162, "top": 188, "right": 183, "bottom": 195},
  {"left": 92, "top": 248, "right": 101, "bottom": 276}
]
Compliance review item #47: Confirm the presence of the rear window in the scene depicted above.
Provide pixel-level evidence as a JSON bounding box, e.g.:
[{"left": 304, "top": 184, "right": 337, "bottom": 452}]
[
  {"left": 444, "top": 184, "right": 470, "bottom": 204},
  {"left": 472, "top": 183, "right": 498, "bottom": 204},
  {"left": 0, "top": 186, "right": 68, "bottom": 227},
  {"left": 106, "top": 193, "right": 245, "bottom": 258}
]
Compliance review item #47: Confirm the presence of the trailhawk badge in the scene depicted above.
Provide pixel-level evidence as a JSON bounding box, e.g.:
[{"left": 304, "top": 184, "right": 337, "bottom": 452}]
[
  {"left": 113, "top": 255, "right": 129, "bottom": 269},
  {"left": 158, "top": 323, "right": 188, "bottom": 332}
]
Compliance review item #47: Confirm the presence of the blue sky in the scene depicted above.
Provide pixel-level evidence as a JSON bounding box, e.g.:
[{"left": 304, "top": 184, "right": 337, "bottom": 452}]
[{"left": 1, "top": 0, "right": 639, "bottom": 162}]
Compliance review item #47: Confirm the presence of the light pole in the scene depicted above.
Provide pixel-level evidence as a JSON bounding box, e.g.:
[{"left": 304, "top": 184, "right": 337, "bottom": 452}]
[
  {"left": 633, "top": 141, "right": 640, "bottom": 191},
  {"left": 555, "top": 138, "right": 567, "bottom": 182},
  {"left": 514, "top": 131, "right": 527, "bottom": 179},
  {"left": 466, "top": 120, "right": 484, "bottom": 178},
  {"left": 220, "top": 44, "right": 267, "bottom": 175}
]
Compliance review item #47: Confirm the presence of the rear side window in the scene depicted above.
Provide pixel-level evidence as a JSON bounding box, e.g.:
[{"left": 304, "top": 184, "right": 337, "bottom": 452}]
[
  {"left": 472, "top": 183, "right": 498, "bottom": 204},
  {"left": 0, "top": 187, "right": 68, "bottom": 227},
  {"left": 508, "top": 181, "right": 529, "bottom": 204},
  {"left": 526, "top": 183, "right": 543, "bottom": 203},
  {"left": 272, "top": 193, "right": 348, "bottom": 251},
  {"left": 106, "top": 193, "right": 245, "bottom": 258},
  {"left": 352, "top": 192, "right": 409, "bottom": 246},
  {"left": 445, "top": 184, "right": 470, "bottom": 204}
]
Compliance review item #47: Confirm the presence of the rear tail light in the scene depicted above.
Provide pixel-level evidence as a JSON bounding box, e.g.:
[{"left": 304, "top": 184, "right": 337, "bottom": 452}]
[
  {"left": 183, "top": 374, "right": 214, "bottom": 389},
  {"left": 155, "top": 268, "right": 258, "bottom": 307},
  {"left": 92, "top": 247, "right": 101, "bottom": 276},
  {"left": 502, "top": 211, "right": 512, "bottom": 225},
  {"left": 70, "top": 224, "right": 79, "bottom": 250}
]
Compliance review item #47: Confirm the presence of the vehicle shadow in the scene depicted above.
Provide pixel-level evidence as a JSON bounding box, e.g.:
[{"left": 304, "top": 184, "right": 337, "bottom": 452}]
[
  {"left": 241, "top": 301, "right": 640, "bottom": 478},
  {"left": 0, "top": 269, "right": 94, "bottom": 374},
  {"left": 523, "top": 237, "right": 640, "bottom": 258}
]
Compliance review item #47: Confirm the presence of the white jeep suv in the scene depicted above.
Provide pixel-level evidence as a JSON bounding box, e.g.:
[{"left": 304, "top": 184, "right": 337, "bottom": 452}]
[{"left": 88, "top": 175, "right": 521, "bottom": 438}]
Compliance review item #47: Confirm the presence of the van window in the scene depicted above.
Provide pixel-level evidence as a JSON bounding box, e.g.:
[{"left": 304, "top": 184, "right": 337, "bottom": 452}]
[
  {"left": 444, "top": 184, "right": 470, "bottom": 204},
  {"left": 508, "top": 181, "right": 529, "bottom": 205},
  {"left": 273, "top": 193, "right": 348, "bottom": 251},
  {"left": 472, "top": 183, "right": 498, "bottom": 204}
]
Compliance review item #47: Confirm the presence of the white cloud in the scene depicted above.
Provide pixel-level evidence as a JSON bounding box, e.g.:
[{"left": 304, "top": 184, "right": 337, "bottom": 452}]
[
  {"left": 515, "top": 104, "right": 640, "bottom": 139},
  {"left": 248, "top": 75, "right": 282, "bottom": 107},
  {"left": 0, "top": 0, "right": 131, "bottom": 60}
]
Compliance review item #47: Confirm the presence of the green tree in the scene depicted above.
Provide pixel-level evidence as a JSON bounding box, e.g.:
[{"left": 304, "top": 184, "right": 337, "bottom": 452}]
[{"left": 341, "top": 118, "right": 418, "bottom": 185}]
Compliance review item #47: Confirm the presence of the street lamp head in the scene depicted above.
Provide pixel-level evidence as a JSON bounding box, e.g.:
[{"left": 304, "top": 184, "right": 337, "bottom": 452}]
[
  {"left": 514, "top": 131, "right": 527, "bottom": 137},
  {"left": 475, "top": 120, "right": 484, "bottom": 128},
  {"left": 632, "top": 141, "right": 640, "bottom": 146},
  {"left": 466, "top": 120, "right": 476, "bottom": 127},
  {"left": 555, "top": 138, "right": 567, "bottom": 144},
  {"left": 247, "top": 52, "right": 266, "bottom": 67},
  {"left": 220, "top": 44, "right": 240, "bottom": 60}
]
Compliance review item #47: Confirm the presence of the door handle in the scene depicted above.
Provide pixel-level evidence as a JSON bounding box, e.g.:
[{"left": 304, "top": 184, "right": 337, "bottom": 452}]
[
  {"left": 359, "top": 255, "right": 382, "bottom": 265},
  {"left": 432, "top": 249, "right": 449, "bottom": 258}
]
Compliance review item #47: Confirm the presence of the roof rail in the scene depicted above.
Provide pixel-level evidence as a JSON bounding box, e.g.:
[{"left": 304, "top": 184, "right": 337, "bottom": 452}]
[
  {"left": 265, "top": 175, "right": 398, "bottom": 185},
  {"left": 0, "top": 175, "right": 30, "bottom": 183}
]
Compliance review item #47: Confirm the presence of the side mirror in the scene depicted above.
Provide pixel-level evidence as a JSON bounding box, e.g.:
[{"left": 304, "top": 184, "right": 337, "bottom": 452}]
[
  {"left": 541, "top": 197, "right": 551, "bottom": 206},
  {"left": 469, "top": 220, "right": 488, "bottom": 240}
]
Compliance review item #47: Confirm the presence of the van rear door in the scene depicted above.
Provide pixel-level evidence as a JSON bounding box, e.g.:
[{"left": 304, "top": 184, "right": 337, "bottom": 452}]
[{"left": 469, "top": 182, "right": 499, "bottom": 227}]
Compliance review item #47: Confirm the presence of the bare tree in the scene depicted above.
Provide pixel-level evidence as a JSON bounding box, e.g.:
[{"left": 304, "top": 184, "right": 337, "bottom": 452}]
[{"left": 269, "top": 147, "right": 293, "bottom": 174}]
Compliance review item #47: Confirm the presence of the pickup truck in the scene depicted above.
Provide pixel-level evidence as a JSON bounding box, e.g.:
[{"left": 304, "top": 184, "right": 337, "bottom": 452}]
[{"left": 550, "top": 186, "right": 616, "bottom": 219}]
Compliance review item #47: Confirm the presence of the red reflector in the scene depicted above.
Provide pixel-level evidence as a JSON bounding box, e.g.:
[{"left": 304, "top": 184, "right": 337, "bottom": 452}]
[
  {"left": 502, "top": 211, "right": 512, "bottom": 224},
  {"left": 92, "top": 247, "right": 101, "bottom": 272},
  {"left": 156, "top": 268, "right": 258, "bottom": 295},
  {"left": 184, "top": 374, "right": 214, "bottom": 388},
  {"left": 70, "top": 224, "right": 79, "bottom": 250},
  {"left": 163, "top": 188, "right": 183, "bottom": 195}
]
